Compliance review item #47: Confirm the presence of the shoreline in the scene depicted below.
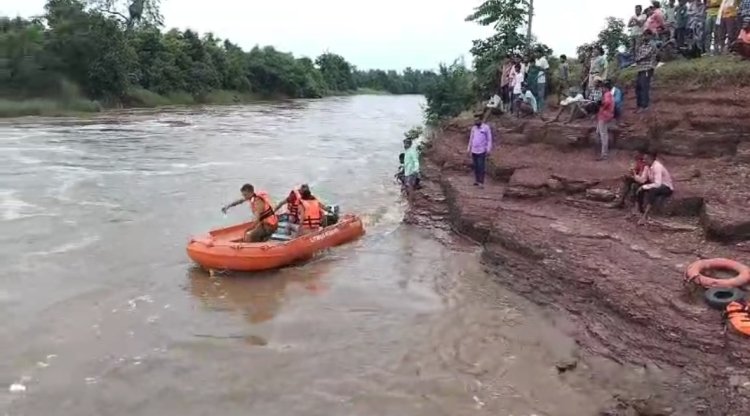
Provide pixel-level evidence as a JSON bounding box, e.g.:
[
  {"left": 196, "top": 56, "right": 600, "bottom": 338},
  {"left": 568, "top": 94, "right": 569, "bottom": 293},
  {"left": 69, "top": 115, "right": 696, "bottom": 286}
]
[
  {"left": 0, "top": 88, "right": 398, "bottom": 119},
  {"left": 409, "top": 86, "right": 750, "bottom": 414}
]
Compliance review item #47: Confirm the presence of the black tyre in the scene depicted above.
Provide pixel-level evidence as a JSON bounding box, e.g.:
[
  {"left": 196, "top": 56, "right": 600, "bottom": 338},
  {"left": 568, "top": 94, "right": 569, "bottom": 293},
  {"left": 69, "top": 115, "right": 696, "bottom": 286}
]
[{"left": 704, "top": 288, "right": 746, "bottom": 310}]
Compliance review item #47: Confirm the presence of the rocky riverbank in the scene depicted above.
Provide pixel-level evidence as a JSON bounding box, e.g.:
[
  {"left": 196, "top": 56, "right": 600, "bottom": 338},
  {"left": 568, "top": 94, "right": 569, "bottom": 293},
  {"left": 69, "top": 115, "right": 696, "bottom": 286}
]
[{"left": 409, "top": 87, "right": 750, "bottom": 415}]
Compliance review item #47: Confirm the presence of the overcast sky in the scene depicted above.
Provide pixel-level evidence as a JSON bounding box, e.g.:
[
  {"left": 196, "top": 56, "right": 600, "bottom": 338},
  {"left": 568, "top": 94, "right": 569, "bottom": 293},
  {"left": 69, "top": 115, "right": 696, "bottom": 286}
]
[{"left": 5, "top": 0, "right": 645, "bottom": 70}]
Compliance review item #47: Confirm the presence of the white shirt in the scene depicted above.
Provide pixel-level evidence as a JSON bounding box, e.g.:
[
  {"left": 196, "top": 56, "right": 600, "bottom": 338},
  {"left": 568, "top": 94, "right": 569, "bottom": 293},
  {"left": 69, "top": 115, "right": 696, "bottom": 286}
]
[
  {"left": 629, "top": 13, "right": 647, "bottom": 37},
  {"left": 643, "top": 160, "right": 674, "bottom": 190},
  {"left": 535, "top": 57, "right": 549, "bottom": 84},
  {"left": 512, "top": 71, "right": 523, "bottom": 95}
]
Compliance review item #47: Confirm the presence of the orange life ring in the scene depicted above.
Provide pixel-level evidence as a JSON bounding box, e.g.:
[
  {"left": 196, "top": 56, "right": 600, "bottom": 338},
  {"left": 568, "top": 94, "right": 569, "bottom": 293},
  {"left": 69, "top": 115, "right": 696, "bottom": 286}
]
[
  {"left": 685, "top": 258, "right": 750, "bottom": 288},
  {"left": 726, "top": 301, "right": 750, "bottom": 336}
]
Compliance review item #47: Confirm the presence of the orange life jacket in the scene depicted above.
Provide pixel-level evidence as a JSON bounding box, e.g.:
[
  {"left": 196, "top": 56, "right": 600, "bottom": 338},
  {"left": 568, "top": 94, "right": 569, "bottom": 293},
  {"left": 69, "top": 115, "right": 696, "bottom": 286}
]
[
  {"left": 251, "top": 191, "right": 278, "bottom": 227},
  {"left": 299, "top": 198, "right": 322, "bottom": 230},
  {"left": 287, "top": 189, "right": 302, "bottom": 218},
  {"left": 726, "top": 301, "right": 750, "bottom": 336}
]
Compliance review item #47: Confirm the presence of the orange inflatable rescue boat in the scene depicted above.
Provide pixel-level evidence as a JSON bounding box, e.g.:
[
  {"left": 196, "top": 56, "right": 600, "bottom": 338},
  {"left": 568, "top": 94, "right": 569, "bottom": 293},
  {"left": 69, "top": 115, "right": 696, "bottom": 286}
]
[{"left": 187, "top": 214, "right": 365, "bottom": 272}]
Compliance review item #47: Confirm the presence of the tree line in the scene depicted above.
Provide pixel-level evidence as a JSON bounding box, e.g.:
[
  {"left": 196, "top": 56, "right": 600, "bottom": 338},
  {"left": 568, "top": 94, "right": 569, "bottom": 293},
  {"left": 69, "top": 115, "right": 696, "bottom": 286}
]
[{"left": 0, "top": 0, "right": 438, "bottom": 107}]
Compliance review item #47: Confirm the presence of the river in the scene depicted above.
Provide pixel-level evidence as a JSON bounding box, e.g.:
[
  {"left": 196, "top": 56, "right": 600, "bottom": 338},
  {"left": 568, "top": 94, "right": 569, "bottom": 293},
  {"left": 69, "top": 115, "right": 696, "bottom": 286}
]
[{"left": 0, "top": 95, "right": 610, "bottom": 415}]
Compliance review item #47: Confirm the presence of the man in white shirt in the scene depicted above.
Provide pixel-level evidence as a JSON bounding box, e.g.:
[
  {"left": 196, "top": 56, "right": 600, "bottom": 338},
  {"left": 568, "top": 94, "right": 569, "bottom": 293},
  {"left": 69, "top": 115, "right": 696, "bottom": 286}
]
[
  {"left": 517, "top": 83, "right": 538, "bottom": 118},
  {"left": 510, "top": 63, "right": 524, "bottom": 114},
  {"left": 628, "top": 5, "right": 648, "bottom": 53},
  {"left": 636, "top": 151, "right": 674, "bottom": 225},
  {"left": 535, "top": 50, "right": 550, "bottom": 113}
]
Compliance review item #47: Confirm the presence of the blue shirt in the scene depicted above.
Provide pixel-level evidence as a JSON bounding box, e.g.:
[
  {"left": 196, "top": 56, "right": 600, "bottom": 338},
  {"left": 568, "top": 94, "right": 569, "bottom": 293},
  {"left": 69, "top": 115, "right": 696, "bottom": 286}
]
[{"left": 612, "top": 87, "right": 624, "bottom": 111}]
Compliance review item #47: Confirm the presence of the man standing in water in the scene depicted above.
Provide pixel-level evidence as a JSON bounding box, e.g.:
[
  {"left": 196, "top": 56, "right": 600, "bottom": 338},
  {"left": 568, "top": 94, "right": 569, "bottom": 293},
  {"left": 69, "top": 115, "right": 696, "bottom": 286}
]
[
  {"left": 467, "top": 113, "right": 493, "bottom": 187},
  {"left": 221, "top": 184, "right": 279, "bottom": 242}
]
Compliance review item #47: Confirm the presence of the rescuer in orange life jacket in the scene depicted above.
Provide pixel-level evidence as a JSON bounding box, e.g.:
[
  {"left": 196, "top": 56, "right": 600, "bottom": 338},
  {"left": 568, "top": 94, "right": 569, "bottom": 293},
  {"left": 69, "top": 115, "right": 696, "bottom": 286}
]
[
  {"left": 221, "top": 183, "right": 279, "bottom": 242},
  {"left": 272, "top": 184, "right": 306, "bottom": 224},
  {"left": 296, "top": 185, "right": 329, "bottom": 235}
]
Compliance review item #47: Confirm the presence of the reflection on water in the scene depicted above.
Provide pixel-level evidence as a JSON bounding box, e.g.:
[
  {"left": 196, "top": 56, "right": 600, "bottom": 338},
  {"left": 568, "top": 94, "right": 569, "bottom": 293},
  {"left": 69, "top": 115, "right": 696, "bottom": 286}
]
[
  {"left": 188, "top": 261, "right": 331, "bottom": 324},
  {"left": 0, "top": 96, "right": 611, "bottom": 416}
]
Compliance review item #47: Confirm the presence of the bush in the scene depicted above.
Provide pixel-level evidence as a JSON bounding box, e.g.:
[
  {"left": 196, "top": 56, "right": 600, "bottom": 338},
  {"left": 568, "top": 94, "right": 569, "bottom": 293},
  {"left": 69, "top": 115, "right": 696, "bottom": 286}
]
[
  {"left": 424, "top": 61, "right": 475, "bottom": 124},
  {"left": 0, "top": 98, "right": 100, "bottom": 117},
  {"left": 124, "top": 87, "right": 171, "bottom": 107}
]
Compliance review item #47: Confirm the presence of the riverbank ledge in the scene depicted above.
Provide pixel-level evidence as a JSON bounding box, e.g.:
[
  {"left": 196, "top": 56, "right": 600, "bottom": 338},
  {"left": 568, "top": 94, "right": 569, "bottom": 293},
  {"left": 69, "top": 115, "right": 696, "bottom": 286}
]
[{"left": 410, "top": 85, "right": 750, "bottom": 414}]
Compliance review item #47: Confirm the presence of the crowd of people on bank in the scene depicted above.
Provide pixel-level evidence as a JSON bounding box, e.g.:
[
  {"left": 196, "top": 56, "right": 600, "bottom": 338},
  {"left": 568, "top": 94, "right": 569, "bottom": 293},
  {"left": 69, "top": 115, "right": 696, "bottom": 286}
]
[{"left": 625, "top": 0, "right": 750, "bottom": 57}]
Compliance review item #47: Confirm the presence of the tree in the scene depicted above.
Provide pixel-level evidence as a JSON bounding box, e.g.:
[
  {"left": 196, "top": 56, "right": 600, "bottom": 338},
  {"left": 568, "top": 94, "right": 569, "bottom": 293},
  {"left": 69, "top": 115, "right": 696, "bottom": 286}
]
[
  {"left": 597, "top": 17, "right": 629, "bottom": 59},
  {"left": 315, "top": 52, "right": 355, "bottom": 92},
  {"left": 1, "top": 0, "right": 436, "bottom": 108},
  {"left": 466, "top": 0, "right": 531, "bottom": 94},
  {"left": 87, "top": 0, "right": 163, "bottom": 29},
  {"left": 424, "top": 60, "right": 474, "bottom": 123}
]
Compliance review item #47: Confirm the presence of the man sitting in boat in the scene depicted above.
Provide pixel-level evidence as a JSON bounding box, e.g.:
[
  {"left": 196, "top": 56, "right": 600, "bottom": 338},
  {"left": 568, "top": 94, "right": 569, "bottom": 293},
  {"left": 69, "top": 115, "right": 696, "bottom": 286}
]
[
  {"left": 273, "top": 185, "right": 304, "bottom": 224},
  {"left": 221, "top": 184, "right": 279, "bottom": 242},
  {"left": 297, "top": 186, "right": 329, "bottom": 235}
]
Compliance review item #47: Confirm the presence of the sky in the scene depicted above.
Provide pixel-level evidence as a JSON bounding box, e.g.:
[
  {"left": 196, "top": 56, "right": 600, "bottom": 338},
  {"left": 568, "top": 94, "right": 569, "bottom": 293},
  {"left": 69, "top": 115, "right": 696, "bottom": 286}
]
[{"left": 4, "top": 0, "right": 646, "bottom": 70}]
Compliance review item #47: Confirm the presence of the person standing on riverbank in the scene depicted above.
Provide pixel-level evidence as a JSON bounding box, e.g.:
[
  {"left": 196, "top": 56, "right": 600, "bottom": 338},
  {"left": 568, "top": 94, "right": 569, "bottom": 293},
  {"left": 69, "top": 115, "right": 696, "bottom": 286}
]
[
  {"left": 635, "top": 30, "right": 658, "bottom": 112},
  {"left": 535, "top": 49, "right": 550, "bottom": 113},
  {"left": 596, "top": 79, "right": 615, "bottom": 160},
  {"left": 403, "top": 138, "right": 420, "bottom": 199},
  {"left": 467, "top": 114, "right": 493, "bottom": 187}
]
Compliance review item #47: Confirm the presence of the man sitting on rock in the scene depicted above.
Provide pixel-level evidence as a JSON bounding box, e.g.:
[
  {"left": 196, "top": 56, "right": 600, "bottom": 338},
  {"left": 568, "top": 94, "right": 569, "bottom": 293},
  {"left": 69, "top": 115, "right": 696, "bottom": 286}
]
[
  {"left": 636, "top": 151, "right": 674, "bottom": 225},
  {"left": 515, "top": 83, "right": 539, "bottom": 118},
  {"left": 610, "top": 149, "right": 650, "bottom": 209}
]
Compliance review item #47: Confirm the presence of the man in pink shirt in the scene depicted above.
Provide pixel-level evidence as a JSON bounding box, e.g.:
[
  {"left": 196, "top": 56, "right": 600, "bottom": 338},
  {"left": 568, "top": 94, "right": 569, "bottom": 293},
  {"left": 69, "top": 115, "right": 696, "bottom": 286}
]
[
  {"left": 595, "top": 78, "right": 615, "bottom": 160},
  {"left": 636, "top": 151, "right": 674, "bottom": 224},
  {"left": 646, "top": 2, "right": 667, "bottom": 35},
  {"left": 467, "top": 113, "right": 493, "bottom": 187}
]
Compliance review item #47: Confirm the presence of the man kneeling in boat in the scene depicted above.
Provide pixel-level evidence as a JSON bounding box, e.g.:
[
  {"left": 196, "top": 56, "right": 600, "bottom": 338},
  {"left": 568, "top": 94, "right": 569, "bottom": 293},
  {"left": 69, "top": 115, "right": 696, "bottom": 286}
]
[
  {"left": 297, "top": 186, "right": 329, "bottom": 235},
  {"left": 221, "top": 184, "right": 279, "bottom": 242}
]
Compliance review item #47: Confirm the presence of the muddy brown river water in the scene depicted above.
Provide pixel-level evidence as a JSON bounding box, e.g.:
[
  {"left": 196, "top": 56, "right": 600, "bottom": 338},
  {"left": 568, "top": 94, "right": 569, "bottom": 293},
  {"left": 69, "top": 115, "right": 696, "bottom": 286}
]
[{"left": 0, "top": 95, "right": 613, "bottom": 415}]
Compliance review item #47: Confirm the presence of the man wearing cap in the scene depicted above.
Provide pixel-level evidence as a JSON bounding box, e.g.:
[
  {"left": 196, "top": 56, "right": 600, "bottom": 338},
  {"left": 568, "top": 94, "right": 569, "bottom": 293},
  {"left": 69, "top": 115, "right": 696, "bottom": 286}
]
[{"left": 467, "top": 113, "right": 493, "bottom": 187}]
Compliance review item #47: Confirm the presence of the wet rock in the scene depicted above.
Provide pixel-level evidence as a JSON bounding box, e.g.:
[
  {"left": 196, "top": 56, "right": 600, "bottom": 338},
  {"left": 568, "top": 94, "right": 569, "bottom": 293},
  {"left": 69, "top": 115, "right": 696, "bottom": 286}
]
[
  {"left": 547, "top": 178, "right": 564, "bottom": 192},
  {"left": 701, "top": 201, "right": 750, "bottom": 242},
  {"left": 659, "top": 130, "right": 738, "bottom": 158},
  {"left": 555, "top": 357, "right": 578, "bottom": 373},
  {"left": 504, "top": 186, "right": 548, "bottom": 199},
  {"left": 586, "top": 188, "right": 616, "bottom": 202},
  {"left": 656, "top": 191, "right": 704, "bottom": 217},
  {"left": 551, "top": 173, "right": 600, "bottom": 194},
  {"left": 737, "top": 142, "right": 750, "bottom": 164},
  {"left": 509, "top": 168, "right": 549, "bottom": 189}
]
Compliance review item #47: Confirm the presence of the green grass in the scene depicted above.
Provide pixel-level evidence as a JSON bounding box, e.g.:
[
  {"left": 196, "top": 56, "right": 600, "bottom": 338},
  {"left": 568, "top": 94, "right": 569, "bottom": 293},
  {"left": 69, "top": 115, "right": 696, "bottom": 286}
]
[
  {"left": 0, "top": 98, "right": 101, "bottom": 117},
  {"left": 354, "top": 88, "right": 392, "bottom": 95},
  {"left": 616, "top": 55, "right": 750, "bottom": 87}
]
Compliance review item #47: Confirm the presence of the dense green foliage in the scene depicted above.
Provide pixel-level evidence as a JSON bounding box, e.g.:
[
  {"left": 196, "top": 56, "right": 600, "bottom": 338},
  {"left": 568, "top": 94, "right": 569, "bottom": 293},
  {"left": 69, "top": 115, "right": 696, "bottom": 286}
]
[
  {"left": 0, "top": 0, "right": 437, "bottom": 113},
  {"left": 465, "top": 0, "right": 531, "bottom": 94},
  {"left": 423, "top": 0, "right": 547, "bottom": 122},
  {"left": 423, "top": 61, "right": 475, "bottom": 123}
]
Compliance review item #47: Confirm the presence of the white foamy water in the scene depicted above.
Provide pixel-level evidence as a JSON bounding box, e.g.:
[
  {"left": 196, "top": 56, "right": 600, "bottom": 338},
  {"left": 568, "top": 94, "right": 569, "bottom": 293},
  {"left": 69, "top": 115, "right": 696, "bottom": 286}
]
[
  {"left": 0, "top": 190, "right": 42, "bottom": 221},
  {"left": 26, "top": 234, "right": 102, "bottom": 257}
]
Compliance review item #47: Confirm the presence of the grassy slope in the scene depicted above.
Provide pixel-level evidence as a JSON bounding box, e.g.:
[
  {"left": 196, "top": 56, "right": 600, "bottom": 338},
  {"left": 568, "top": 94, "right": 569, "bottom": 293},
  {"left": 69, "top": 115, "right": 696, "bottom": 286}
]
[{"left": 614, "top": 55, "right": 750, "bottom": 87}]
